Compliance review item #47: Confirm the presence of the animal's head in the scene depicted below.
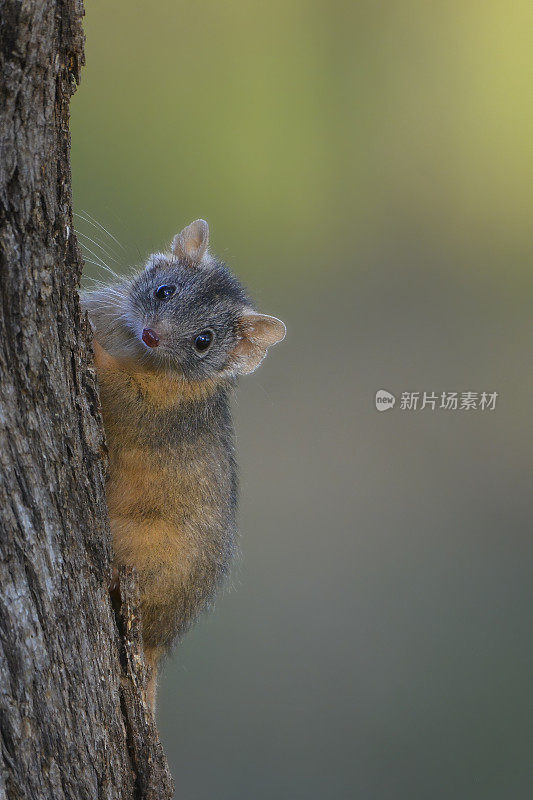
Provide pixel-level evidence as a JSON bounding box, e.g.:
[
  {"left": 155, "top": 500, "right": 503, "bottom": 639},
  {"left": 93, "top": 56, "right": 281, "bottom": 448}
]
[{"left": 82, "top": 219, "right": 286, "bottom": 381}]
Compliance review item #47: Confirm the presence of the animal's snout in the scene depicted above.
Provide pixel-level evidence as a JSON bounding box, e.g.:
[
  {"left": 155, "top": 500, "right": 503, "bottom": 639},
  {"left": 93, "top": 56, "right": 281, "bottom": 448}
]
[{"left": 142, "top": 328, "right": 160, "bottom": 348}]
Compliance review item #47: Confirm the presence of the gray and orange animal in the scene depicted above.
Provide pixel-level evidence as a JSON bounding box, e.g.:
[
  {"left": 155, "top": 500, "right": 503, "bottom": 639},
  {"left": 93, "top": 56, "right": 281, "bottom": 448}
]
[{"left": 81, "top": 220, "right": 285, "bottom": 708}]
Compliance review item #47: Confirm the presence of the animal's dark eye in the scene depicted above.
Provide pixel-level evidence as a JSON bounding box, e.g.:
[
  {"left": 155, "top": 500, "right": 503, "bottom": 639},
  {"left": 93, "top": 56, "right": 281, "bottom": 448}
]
[
  {"left": 194, "top": 330, "right": 213, "bottom": 353},
  {"left": 154, "top": 284, "right": 176, "bottom": 300}
]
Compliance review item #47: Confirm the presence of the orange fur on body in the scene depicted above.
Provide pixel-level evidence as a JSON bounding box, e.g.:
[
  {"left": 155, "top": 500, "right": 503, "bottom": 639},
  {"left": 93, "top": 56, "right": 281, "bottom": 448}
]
[{"left": 93, "top": 341, "right": 236, "bottom": 703}]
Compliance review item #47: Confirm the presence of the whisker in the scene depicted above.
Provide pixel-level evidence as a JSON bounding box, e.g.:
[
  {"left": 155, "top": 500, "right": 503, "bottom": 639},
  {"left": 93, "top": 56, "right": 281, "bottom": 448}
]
[
  {"left": 81, "top": 277, "right": 125, "bottom": 291},
  {"left": 82, "top": 258, "right": 113, "bottom": 271},
  {"left": 77, "top": 231, "right": 121, "bottom": 265},
  {"left": 79, "top": 245, "right": 121, "bottom": 279},
  {"left": 79, "top": 243, "right": 110, "bottom": 269},
  {"left": 75, "top": 211, "right": 126, "bottom": 252},
  {"left": 75, "top": 214, "right": 122, "bottom": 262}
]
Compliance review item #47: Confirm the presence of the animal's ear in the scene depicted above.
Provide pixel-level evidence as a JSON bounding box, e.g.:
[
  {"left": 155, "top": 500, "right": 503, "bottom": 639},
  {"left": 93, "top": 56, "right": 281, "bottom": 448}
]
[
  {"left": 171, "top": 219, "right": 209, "bottom": 265},
  {"left": 231, "top": 311, "right": 286, "bottom": 374}
]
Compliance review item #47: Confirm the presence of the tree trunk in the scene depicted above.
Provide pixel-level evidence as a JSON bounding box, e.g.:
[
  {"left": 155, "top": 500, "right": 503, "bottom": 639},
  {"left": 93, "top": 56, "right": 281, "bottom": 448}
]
[{"left": 0, "top": 2, "right": 173, "bottom": 798}]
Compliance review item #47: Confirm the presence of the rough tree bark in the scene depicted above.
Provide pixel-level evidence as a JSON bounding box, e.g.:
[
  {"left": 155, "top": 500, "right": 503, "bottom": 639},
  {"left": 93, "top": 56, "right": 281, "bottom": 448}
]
[{"left": 0, "top": 2, "right": 173, "bottom": 798}]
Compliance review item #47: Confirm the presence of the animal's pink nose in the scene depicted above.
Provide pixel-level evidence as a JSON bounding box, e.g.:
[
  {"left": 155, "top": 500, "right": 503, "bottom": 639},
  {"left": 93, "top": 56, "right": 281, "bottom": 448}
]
[{"left": 142, "top": 328, "right": 160, "bottom": 348}]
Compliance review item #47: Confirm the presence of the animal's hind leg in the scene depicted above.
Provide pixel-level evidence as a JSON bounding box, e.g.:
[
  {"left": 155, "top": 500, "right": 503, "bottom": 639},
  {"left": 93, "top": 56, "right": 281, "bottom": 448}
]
[{"left": 144, "top": 646, "right": 163, "bottom": 713}]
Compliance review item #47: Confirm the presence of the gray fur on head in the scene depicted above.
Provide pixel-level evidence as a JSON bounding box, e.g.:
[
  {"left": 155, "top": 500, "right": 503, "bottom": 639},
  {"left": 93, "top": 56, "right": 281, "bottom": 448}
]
[{"left": 81, "top": 220, "right": 286, "bottom": 381}]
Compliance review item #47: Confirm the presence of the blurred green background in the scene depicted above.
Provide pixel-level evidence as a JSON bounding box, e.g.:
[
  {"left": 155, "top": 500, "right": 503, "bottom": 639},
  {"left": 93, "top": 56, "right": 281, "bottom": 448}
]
[{"left": 72, "top": 2, "right": 533, "bottom": 798}]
